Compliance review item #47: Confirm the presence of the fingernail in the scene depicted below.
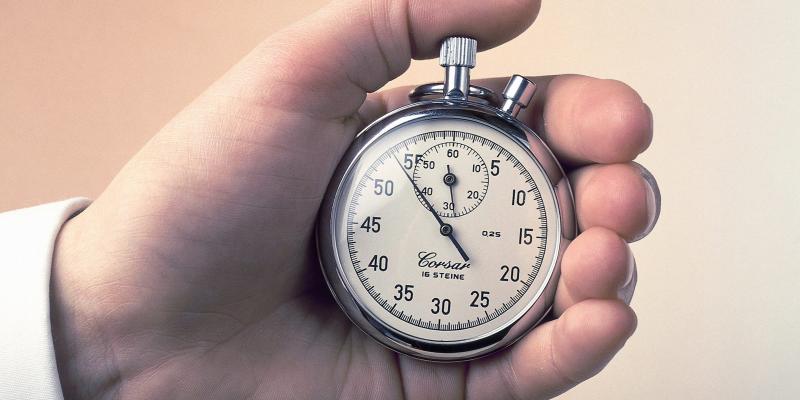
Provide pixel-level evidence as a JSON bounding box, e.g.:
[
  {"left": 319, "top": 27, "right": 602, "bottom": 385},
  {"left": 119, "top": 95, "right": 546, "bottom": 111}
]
[
  {"left": 621, "top": 244, "right": 635, "bottom": 290},
  {"left": 618, "top": 258, "right": 637, "bottom": 305},
  {"left": 631, "top": 162, "right": 660, "bottom": 242}
]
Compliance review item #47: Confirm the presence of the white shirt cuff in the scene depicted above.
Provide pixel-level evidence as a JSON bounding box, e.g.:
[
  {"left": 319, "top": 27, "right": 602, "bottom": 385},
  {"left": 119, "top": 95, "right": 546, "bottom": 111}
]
[{"left": 0, "top": 198, "right": 91, "bottom": 400}]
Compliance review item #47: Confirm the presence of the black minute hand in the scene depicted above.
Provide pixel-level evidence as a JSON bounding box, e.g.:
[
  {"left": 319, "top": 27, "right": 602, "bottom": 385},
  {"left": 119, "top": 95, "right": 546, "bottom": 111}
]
[{"left": 393, "top": 156, "right": 470, "bottom": 262}]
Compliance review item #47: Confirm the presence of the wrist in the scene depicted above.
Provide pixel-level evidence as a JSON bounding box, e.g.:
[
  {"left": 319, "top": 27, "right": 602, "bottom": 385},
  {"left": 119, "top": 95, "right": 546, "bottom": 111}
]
[{"left": 50, "top": 211, "right": 118, "bottom": 399}]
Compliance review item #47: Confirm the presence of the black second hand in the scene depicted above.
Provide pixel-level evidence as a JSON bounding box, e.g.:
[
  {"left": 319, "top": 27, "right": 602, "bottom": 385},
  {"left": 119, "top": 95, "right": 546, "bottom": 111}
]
[
  {"left": 446, "top": 164, "right": 456, "bottom": 212},
  {"left": 393, "top": 156, "right": 470, "bottom": 262}
]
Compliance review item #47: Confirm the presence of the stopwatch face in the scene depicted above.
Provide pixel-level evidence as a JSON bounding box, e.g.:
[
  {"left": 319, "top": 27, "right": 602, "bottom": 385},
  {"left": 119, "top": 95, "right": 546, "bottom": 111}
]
[{"left": 320, "top": 109, "right": 564, "bottom": 358}]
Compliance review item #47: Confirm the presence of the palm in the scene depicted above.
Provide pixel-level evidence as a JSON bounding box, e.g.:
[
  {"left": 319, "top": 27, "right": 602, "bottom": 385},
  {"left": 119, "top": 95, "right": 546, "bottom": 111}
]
[
  {"left": 81, "top": 205, "right": 483, "bottom": 398},
  {"left": 74, "top": 147, "right": 502, "bottom": 398},
  {"left": 158, "top": 270, "right": 522, "bottom": 400},
  {"left": 51, "top": 1, "right": 658, "bottom": 399}
]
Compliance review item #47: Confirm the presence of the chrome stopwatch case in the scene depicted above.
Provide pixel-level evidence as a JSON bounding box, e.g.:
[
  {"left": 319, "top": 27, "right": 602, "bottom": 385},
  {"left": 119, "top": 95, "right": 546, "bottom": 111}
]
[{"left": 317, "top": 37, "right": 576, "bottom": 361}]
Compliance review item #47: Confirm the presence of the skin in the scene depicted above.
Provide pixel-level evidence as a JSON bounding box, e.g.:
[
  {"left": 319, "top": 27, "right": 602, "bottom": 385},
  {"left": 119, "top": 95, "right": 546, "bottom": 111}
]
[{"left": 49, "top": 0, "right": 660, "bottom": 399}]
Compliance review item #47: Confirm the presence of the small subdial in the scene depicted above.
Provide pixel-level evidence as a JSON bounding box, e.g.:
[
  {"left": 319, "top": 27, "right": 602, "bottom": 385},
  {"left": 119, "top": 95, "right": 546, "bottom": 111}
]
[{"left": 412, "top": 141, "right": 489, "bottom": 217}]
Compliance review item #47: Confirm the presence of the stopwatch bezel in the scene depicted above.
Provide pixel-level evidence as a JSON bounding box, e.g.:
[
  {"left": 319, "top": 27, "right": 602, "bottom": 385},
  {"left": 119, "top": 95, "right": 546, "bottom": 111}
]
[{"left": 317, "top": 99, "right": 576, "bottom": 361}]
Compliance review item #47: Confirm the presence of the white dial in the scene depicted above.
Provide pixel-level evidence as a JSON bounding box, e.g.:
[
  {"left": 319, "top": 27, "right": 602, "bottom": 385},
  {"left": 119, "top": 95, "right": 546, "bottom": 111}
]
[{"left": 332, "top": 117, "right": 560, "bottom": 344}]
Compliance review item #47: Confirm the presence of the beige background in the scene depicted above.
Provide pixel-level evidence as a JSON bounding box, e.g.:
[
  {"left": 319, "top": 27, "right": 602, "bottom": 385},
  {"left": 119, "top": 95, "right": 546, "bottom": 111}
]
[{"left": 2, "top": 1, "right": 799, "bottom": 399}]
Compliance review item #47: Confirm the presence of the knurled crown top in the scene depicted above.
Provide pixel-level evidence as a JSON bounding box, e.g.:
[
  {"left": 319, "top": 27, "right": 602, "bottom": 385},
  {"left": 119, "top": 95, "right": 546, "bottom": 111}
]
[{"left": 439, "top": 37, "right": 477, "bottom": 68}]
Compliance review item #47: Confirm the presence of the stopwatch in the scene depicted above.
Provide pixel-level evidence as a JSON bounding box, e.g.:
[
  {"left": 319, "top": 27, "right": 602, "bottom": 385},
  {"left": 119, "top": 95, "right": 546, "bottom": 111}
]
[{"left": 317, "top": 37, "right": 576, "bottom": 361}]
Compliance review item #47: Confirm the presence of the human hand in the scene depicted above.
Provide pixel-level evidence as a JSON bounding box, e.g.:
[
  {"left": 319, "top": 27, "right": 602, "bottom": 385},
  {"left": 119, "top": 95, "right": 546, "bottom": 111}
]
[{"left": 51, "top": 1, "right": 658, "bottom": 398}]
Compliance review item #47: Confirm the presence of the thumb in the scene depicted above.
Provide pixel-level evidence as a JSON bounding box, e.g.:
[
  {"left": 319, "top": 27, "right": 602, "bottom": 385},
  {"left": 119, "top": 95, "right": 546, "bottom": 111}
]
[
  {"left": 215, "top": 0, "right": 542, "bottom": 119},
  {"left": 88, "top": 0, "right": 542, "bottom": 254}
]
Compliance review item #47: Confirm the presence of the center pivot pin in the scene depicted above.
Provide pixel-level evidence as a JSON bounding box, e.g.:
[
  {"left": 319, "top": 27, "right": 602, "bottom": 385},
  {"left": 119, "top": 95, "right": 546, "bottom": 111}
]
[
  {"left": 443, "top": 172, "right": 457, "bottom": 186},
  {"left": 439, "top": 224, "right": 453, "bottom": 236}
]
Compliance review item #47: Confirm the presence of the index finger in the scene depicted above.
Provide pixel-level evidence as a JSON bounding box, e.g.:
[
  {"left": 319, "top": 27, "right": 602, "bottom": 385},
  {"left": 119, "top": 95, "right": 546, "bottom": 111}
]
[{"left": 365, "top": 75, "right": 653, "bottom": 166}]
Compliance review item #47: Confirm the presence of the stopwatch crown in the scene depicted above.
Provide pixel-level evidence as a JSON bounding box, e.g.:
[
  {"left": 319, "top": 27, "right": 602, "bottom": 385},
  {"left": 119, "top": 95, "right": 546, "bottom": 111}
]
[{"left": 439, "top": 37, "right": 477, "bottom": 68}]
